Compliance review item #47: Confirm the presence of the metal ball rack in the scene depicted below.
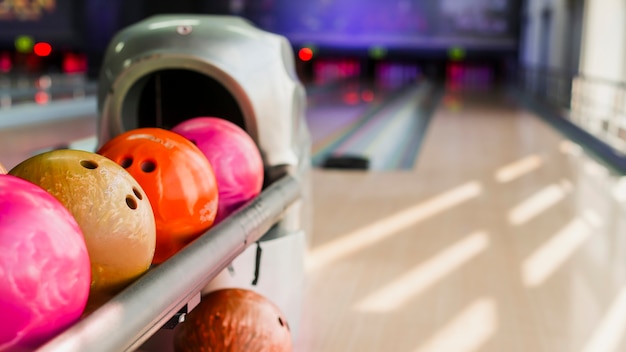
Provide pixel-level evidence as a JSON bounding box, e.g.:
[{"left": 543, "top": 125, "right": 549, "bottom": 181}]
[{"left": 38, "top": 174, "right": 301, "bottom": 351}]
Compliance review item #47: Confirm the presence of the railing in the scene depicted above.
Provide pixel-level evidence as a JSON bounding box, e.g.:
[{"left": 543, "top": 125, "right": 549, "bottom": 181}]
[
  {"left": 37, "top": 174, "right": 301, "bottom": 352},
  {"left": 518, "top": 66, "right": 626, "bottom": 156}
]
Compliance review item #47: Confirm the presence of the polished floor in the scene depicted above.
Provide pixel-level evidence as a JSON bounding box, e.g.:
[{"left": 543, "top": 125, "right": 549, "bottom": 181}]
[
  {"left": 2, "top": 78, "right": 626, "bottom": 352},
  {"left": 299, "top": 87, "right": 626, "bottom": 352}
]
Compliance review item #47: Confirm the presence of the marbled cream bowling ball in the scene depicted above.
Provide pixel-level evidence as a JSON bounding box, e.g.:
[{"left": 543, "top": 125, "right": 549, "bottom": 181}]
[
  {"left": 9, "top": 150, "right": 156, "bottom": 311},
  {"left": 174, "top": 289, "right": 292, "bottom": 352},
  {"left": 0, "top": 174, "right": 90, "bottom": 351},
  {"left": 98, "top": 128, "right": 219, "bottom": 264}
]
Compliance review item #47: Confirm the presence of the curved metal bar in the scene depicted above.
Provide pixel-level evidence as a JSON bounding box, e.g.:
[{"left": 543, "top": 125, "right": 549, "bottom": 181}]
[{"left": 37, "top": 175, "right": 301, "bottom": 352}]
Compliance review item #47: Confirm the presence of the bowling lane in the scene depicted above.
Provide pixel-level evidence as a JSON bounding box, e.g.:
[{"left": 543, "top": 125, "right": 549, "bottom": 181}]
[
  {"left": 300, "top": 86, "right": 626, "bottom": 351},
  {"left": 307, "top": 78, "right": 438, "bottom": 170},
  {"left": 0, "top": 112, "right": 97, "bottom": 169},
  {"left": 0, "top": 76, "right": 422, "bottom": 171},
  {"left": 0, "top": 73, "right": 98, "bottom": 168},
  {"left": 306, "top": 78, "right": 413, "bottom": 152},
  {"left": 0, "top": 74, "right": 97, "bottom": 107}
]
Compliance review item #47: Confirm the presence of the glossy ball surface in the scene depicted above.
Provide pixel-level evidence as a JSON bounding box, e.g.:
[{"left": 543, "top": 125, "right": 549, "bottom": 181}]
[
  {"left": 9, "top": 150, "right": 156, "bottom": 309},
  {"left": 172, "top": 117, "right": 264, "bottom": 224},
  {"left": 0, "top": 174, "right": 90, "bottom": 351},
  {"left": 174, "top": 289, "right": 292, "bottom": 352},
  {"left": 98, "top": 128, "right": 219, "bottom": 264}
]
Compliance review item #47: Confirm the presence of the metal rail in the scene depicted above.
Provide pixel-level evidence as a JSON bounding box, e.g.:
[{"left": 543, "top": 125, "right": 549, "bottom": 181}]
[
  {"left": 37, "top": 175, "right": 301, "bottom": 352},
  {"left": 516, "top": 66, "right": 626, "bottom": 173}
]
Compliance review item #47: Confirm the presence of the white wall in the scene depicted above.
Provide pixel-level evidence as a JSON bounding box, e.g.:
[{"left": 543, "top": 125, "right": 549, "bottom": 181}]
[
  {"left": 521, "top": 0, "right": 626, "bottom": 81},
  {"left": 520, "top": 0, "right": 626, "bottom": 148},
  {"left": 578, "top": 0, "right": 626, "bottom": 81},
  {"left": 570, "top": 0, "right": 626, "bottom": 147},
  {"left": 520, "top": 0, "right": 584, "bottom": 73}
]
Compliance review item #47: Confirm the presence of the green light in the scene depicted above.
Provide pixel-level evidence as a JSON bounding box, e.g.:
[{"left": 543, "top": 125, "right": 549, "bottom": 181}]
[
  {"left": 369, "top": 46, "right": 387, "bottom": 60},
  {"left": 15, "top": 35, "right": 34, "bottom": 53},
  {"left": 448, "top": 47, "right": 465, "bottom": 61}
]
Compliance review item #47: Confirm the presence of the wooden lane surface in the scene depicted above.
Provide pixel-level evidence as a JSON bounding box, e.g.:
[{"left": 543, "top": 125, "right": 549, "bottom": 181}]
[
  {"left": 298, "top": 88, "right": 626, "bottom": 352},
  {"left": 0, "top": 114, "right": 96, "bottom": 169}
]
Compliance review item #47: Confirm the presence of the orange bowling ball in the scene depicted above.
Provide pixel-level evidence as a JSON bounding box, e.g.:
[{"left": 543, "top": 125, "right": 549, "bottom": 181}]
[
  {"left": 98, "top": 128, "right": 219, "bottom": 264},
  {"left": 0, "top": 162, "right": 6, "bottom": 174},
  {"left": 9, "top": 150, "right": 156, "bottom": 310},
  {"left": 174, "top": 289, "right": 293, "bottom": 352}
]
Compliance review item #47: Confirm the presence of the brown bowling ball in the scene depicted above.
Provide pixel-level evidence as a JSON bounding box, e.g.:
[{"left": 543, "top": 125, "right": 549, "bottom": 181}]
[
  {"left": 9, "top": 149, "right": 156, "bottom": 311},
  {"left": 174, "top": 289, "right": 293, "bottom": 352}
]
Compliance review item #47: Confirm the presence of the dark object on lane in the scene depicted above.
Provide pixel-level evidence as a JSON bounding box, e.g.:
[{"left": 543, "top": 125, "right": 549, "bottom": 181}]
[{"left": 322, "top": 154, "right": 370, "bottom": 170}]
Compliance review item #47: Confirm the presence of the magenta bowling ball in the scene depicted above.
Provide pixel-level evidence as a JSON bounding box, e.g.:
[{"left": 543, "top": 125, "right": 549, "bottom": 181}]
[
  {"left": 0, "top": 175, "right": 90, "bottom": 351},
  {"left": 172, "top": 117, "right": 264, "bottom": 223}
]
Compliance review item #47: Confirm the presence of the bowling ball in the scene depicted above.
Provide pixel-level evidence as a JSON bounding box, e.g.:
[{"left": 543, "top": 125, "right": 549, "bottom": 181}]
[
  {"left": 173, "top": 289, "right": 292, "bottom": 352},
  {"left": 98, "top": 128, "right": 219, "bottom": 264},
  {"left": 0, "top": 162, "right": 6, "bottom": 174},
  {"left": 0, "top": 174, "right": 90, "bottom": 351},
  {"left": 172, "top": 117, "right": 264, "bottom": 224},
  {"left": 9, "top": 150, "right": 156, "bottom": 310}
]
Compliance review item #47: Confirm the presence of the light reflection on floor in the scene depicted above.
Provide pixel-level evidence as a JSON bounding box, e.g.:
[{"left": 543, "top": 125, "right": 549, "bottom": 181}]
[
  {"left": 300, "top": 87, "right": 626, "bottom": 351},
  {"left": 354, "top": 231, "right": 489, "bottom": 313},
  {"left": 306, "top": 180, "right": 483, "bottom": 272}
]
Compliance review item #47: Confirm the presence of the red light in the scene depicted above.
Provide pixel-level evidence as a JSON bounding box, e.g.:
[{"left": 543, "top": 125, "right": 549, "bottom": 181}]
[
  {"left": 63, "top": 53, "right": 88, "bottom": 73},
  {"left": 361, "top": 90, "right": 374, "bottom": 102},
  {"left": 343, "top": 91, "right": 360, "bottom": 105},
  {"left": 34, "top": 42, "right": 52, "bottom": 57},
  {"left": 298, "top": 48, "right": 313, "bottom": 62},
  {"left": 0, "top": 52, "right": 11, "bottom": 72},
  {"left": 35, "top": 91, "right": 49, "bottom": 105}
]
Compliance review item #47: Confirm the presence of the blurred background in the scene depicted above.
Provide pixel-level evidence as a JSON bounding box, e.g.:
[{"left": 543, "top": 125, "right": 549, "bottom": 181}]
[
  {"left": 0, "top": 0, "right": 520, "bottom": 79},
  {"left": 3, "top": 1, "right": 626, "bottom": 351},
  {"left": 0, "top": 0, "right": 618, "bottom": 150}
]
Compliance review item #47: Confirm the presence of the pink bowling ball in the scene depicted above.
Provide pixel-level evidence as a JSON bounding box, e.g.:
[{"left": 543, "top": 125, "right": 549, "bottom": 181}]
[
  {"left": 0, "top": 175, "right": 91, "bottom": 351},
  {"left": 172, "top": 117, "right": 264, "bottom": 223}
]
